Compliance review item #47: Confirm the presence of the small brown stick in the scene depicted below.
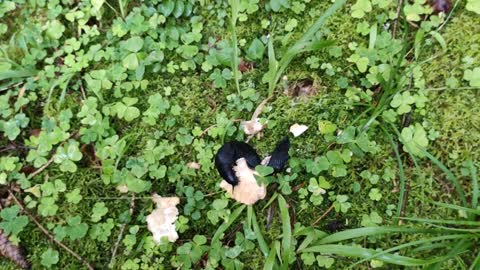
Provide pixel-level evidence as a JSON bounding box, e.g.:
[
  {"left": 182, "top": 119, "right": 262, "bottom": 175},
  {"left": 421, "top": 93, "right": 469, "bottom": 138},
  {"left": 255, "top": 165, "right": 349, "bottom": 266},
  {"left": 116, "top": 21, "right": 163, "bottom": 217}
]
[
  {"left": 251, "top": 95, "right": 273, "bottom": 121},
  {"left": 109, "top": 193, "right": 136, "bottom": 268},
  {"left": 26, "top": 156, "right": 55, "bottom": 180},
  {"left": 392, "top": 0, "right": 404, "bottom": 38},
  {"left": 8, "top": 190, "right": 95, "bottom": 270},
  {"left": 26, "top": 131, "right": 78, "bottom": 180},
  {"left": 311, "top": 204, "right": 335, "bottom": 226},
  {"left": 79, "top": 82, "right": 87, "bottom": 100}
]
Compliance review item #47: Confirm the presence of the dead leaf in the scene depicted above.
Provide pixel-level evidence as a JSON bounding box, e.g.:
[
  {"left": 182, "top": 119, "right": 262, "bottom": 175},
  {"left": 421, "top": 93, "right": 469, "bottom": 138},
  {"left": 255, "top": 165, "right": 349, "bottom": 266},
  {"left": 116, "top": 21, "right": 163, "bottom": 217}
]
[
  {"left": 429, "top": 0, "right": 451, "bottom": 13},
  {"left": 285, "top": 78, "right": 317, "bottom": 98},
  {"left": 242, "top": 118, "right": 264, "bottom": 135},
  {"left": 219, "top": 158, "right": 268, "bottom": 205},
  {"left": 289, "top": 123, "right": 308, "bottom": 137},
  {"left": 238, "top": 58, "right": 254, "bottom": 73},
  {"left": 146, "top": 194, "right": 180, "bottom": 244}
]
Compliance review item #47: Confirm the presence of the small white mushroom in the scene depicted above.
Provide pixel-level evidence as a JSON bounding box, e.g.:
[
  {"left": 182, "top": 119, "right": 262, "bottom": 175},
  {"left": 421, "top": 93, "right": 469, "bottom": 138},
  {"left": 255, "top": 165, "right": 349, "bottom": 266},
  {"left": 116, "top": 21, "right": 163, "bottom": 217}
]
[
  {"left": 219, "top": 157, "right": 269, "bottom": 205},
  {"left": 146, "top": 194, "right": 180, "bottom": 244}
]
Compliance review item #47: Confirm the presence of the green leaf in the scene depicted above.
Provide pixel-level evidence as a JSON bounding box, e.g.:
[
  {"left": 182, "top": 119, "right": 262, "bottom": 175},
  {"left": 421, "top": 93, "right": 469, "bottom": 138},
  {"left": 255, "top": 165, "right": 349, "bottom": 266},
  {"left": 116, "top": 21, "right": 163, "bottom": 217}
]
[
  {"left": 159, "top": 0, "right": 175, "bottom": 16},
  {"left": 466, "top": 0, "right": 480, "bottom": 14},
  {"left": 41, "top": 248, "right": 59, "bottom": 267},
  {"left": 351, "top": 0, "right": 372, "bottom": 18},
  {"left": 91, "top": 202, "right": 108, "bottom": 222},
  {"left": 0, "top": 206, "right": 28, "bottom": 236},
  {"left": 246, "top": 38, "right": 265, "bottom": 60},
  {"left": 255, "top": 165, "right": 274, "bottom": 177},
  {"left": 123, "top": 53, "right": 139, "bottom": 70},
  {"left": 122, "top": 36, "right": 144, "bottom": 53},
  {"left": 463, "top": 67, "right": 480, "bottom": 87}
]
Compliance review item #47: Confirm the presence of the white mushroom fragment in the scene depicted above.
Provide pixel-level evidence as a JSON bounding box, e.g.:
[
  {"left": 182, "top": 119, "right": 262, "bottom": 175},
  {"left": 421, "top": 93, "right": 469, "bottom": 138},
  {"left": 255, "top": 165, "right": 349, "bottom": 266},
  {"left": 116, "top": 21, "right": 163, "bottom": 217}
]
[
  {"left": 146, "top": 194, "right": 180, "bottom": 244},
  {"left": 219, "top": 158, "right": 267, "bottom": 205},
  {"left": 242, "top": 118, "right": 264, "bottom": 135},
  {"left": 289, "top": 123, "right": 309, "bottom": 137}
]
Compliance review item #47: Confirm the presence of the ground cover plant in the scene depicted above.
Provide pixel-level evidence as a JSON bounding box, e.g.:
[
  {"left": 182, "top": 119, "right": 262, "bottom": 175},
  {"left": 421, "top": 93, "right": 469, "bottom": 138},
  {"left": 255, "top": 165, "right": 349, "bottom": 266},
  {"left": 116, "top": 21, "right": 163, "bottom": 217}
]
[{"left": 0, "top": 0, "right": 479, "bottom": 269}]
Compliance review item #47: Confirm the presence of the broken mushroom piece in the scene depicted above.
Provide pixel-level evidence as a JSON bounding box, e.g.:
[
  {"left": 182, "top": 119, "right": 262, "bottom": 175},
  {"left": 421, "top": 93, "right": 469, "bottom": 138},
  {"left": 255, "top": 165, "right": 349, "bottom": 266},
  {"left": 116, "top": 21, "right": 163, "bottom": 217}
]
[
  {"left": 146, "top": 194, "right": 180, "bottom": 244},
  {"left": 219, "top": 158, "right": 267, "bottom": 205},
  {"left": 289, "top": 123, "right": 308, "bottom": 137},
  {"left": 242, "top": 118, "right": 264, "bottom": 135}
]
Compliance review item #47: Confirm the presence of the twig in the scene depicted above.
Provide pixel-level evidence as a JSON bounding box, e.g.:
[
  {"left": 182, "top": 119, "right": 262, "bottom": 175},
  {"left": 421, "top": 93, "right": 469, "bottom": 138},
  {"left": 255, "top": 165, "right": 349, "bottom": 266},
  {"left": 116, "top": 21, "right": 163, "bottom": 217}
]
[
  {"left": 8, "top": 190, "right": 95, "bottom": 270},
  {"left": 392, "top": 0, "right": 404, "bottom": 38},
  {"left": 311, "top": 204, "right": 335, "bottom": 226},
  {"left": 26, "top": 131, "right": 78, "bottom": 180},
  {"left": 109, "top": 193, "right": 136, "bottom": 268},
  {"left": 26, "top": 156, "right": 55, "bottom": 180},
  {"left": 251, "top": 95, "right": 273, "bottom": 121}
]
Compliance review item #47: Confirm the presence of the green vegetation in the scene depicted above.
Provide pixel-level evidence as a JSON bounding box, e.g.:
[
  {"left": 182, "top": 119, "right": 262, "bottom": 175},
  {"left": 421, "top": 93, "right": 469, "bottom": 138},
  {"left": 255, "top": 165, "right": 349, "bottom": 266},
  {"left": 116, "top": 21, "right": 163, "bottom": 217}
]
[{"left": 0, "top": 0, "right": 479, "bottom": 269}]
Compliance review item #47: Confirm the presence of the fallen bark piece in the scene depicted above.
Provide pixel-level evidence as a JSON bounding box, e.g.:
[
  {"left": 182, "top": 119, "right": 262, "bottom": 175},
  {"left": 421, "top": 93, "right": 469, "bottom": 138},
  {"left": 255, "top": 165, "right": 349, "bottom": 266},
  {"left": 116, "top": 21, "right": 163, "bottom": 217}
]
[
  {"left": 219, "top": 158, "right": 267, "bottom": 205},
  {"left": 0, "top": 229, "right": 30, "bottom": 269},
  {"left": 289, "top": 123, "right": 308, "bottom": 137},
  {"left": 146, "top": 194, "right": 180, "bottom": 244}
]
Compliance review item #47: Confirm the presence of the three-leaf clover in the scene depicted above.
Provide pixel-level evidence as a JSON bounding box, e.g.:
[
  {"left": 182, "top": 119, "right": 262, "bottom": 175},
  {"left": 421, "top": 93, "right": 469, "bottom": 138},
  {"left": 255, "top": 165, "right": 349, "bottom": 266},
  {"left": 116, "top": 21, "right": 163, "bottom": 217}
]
[
  {"left": 54, "top": 139, "right": 83, "bottom": 172},
  {"left": 400, "top": 123, "right": 429, "bottom": 157},
  {"left": 390, "top": 91, "right": 415, "bottom": 114},
  {"left": 41, "top": 248, "right": 59, "bottom": 267},
  {"left": 463, "top": 67, "right": 480, "bottom": 87}
]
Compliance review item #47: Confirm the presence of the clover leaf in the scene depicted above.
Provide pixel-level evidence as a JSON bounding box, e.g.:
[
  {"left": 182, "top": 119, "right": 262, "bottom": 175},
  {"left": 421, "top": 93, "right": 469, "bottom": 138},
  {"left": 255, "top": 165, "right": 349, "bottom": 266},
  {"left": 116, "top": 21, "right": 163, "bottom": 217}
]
[
  {"left": 390, "top": 91, "right": 415, "bottom": 114},
  {"left": 54, "top": 139, "right": 83, "bottom": 172}
]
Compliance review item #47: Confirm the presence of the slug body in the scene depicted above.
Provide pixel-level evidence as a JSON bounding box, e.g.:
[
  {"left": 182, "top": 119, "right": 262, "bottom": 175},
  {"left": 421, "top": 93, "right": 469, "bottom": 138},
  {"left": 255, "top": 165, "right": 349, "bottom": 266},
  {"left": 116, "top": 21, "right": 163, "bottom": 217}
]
[
  {"left": 215, "top": 141, "right": 261, "bottom": 186},
  {"left": 215, "top": 138, "right": 290, "bottom": 187},
  {"left": 267, "top": 137, "right": 290, "bottom": 172}
]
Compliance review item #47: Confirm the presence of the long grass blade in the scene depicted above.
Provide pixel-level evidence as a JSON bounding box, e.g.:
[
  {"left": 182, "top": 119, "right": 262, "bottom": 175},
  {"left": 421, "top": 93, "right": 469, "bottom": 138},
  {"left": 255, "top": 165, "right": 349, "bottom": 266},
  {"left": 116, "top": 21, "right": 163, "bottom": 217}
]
[
  {"left": 251, "top": 207, "right": 269, "bottom": 257},
  {"left": 0, "top": 69, "right": 37, "bottom": 81},
  {"left": 399, "top": 217, "right": 480, "bottom": 226},
  {"left": 263, "top": 241, "right": 279, "bottom": 270},
  {"left": 469, "top": 160, "right": 478, "bottom": 209},
  {"left": 278, "top": 195, "right": 292, "bottom": 266},
  {"left": 211, "top": 204, "right": 246, "bottom": 243},
  {"left": 317, "top": 226, "right": 439, "bottom": 244},
  {"left": 380, "top": 125, "right": 407, "bottom": 218},
  {"left": 430, "top": 201, "right": 480, "bottom": 214},
  {"left": 349, "top": 234, "right": 471, "bottom": 268},
  {"left": 302, "top": 244, "right": 429, "bottom": 266},
  {"left": 229, "top": 0, "right": 240, "bottom": 94},
  {"left": 468, "top": 250, "right": 480, "bottom": 270}
]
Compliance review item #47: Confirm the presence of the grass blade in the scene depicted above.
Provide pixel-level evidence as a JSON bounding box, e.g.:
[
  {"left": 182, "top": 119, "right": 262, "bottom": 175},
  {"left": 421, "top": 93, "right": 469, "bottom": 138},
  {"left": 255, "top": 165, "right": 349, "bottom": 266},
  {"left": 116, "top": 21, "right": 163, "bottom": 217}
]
[
  {"left": 469, "top": 250, "right": 480, "bottom": 270},
  {"left": 263, "top": 241, "right": 279, "bottom": 270},
  {"left": 381, "top": 126, "right": 407, "bottom": 218},
  {"left": 399, "top": 217, "right": 480, "bottom": 226},
  {"left": 302, "top": 244, "right": 429, "bottom": 266},
  {"left": 229, "top": 0, "right": 240, "bottom": 94},
  {"left": 349, "top": 234, "right": 471, "bottom": 268},
  {"left": 0, "top": 69, "right": 37, "bottom": 81},
  {"left": 251, "top": 207, "right": 269, "bottom": 257},
  {"left": 278, "top": 195, "right": 292, "bottom": 266},
  {"left": 417, "top": 147, "right": 467, "bottom": 206},
  {"left": 469, "top": 160, "right": 478, "bottom": 209},
  {"left": 211, "top": 204, "right": 246, "bottom": 243},
  {"left": 317, "top": 226, "right": 438, "bottom": 244}
]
